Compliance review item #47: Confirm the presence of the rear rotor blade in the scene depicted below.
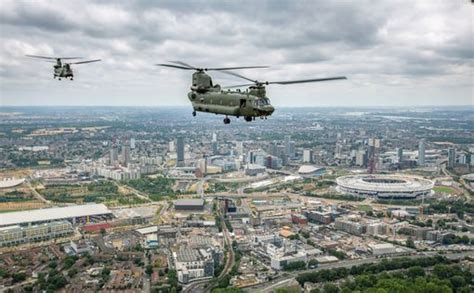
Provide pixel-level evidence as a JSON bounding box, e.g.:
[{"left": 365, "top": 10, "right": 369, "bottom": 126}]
[
  {"left": 268, "top": 76, "right": 347, "bottom": 85},
  {"left": 69, "top": 59, "right": 101, "bottom": 65},
  {"left": 169, "top": 61, "right": 197, "bottom": 69},
  {"left": 156, "top": 64, "right": 195, "bottom": 70}
]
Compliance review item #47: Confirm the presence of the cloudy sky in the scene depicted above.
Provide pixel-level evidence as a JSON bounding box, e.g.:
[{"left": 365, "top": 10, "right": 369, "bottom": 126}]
[{"left": 0, "top": 0, "right": 472, "bottom": 107}]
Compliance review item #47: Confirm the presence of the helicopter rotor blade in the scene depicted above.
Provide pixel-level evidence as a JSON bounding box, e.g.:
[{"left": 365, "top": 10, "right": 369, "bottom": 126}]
[
  {"left": 159, "top": 61, "right": 269, "bottom": 72},
  {"left": 156, "top": 64, "right": 196, "bottom": 70},
  {"left": 223, "top": 76, "right": 347, "bottom": 88},
  {"left": 68, "top": 59, "right": 101, "bottom": 65},
  {"left": 268, "top": 76, "right": 347, "bottom": 85},
  {"left": 219, "top": 70, "right": 258, "bottom": 83},
  {"left": 168, "top": 61, "right": 197, "bottom": 69},
  {"left": 206, "top": 66, "right": 269, "bottom": 71},
  {"left": 25, "top": 55, "right": 82, "bottom": 60}
]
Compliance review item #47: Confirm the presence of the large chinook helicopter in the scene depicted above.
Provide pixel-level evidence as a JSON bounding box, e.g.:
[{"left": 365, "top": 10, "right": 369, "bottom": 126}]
[
  {"left": 158, "top": 61, "right": 346, "bottom": 124},
  {"left": 26, "top": 55, "right": 101, "bottom": 80}
]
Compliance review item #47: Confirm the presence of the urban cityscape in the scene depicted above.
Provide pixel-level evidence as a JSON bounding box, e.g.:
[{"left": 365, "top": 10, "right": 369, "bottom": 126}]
[
  {"left": 0, "top": 106, "right": 473, "bottom": 292},
  {"left": 1, "top": 1, "right": 473, "bottom": 293}
]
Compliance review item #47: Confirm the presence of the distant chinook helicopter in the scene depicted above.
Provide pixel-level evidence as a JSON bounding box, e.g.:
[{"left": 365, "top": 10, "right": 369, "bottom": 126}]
[
  {"left": 26, "top": 55, "right": 101, "bottom": 80},
  {"left": 158, "top": 61, "right": 346, "bottom": 124}
]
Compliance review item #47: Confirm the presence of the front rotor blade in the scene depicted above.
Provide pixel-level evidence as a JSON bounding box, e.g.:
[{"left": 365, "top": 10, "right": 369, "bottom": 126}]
[
  {"left": 70, "top": 59, "right": 101, "bottom": 65},
  {"left": 207, "top": 66, "right": 269, "bottom": 71},
  {"left": 269, "top": 76, "right": 347, "bottom": 85},
  {"left": 25, "top": 55, "right": 57, "bottom": 60},
  {"left": 156, "top": 64, "right": 195, "bottom": 70},
  {"left": 169, "top": 61, "right": 197, "bottom": 69},
  {"left": 219, "top": 70, "right": 257, "bottom": 83}
]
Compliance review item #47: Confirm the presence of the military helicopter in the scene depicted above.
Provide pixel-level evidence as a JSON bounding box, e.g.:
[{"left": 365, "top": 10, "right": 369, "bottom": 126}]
[
  {"left": 158, "top": 61, "right": 346, "bottom": 124},
  {"left": 26, "top": 55, "right": 101, "bottom": 80}
]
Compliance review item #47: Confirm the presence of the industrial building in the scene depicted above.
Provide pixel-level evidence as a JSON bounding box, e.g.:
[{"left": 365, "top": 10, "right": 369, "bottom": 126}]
[
  {"left": 174, "top": 199, "right": 205, "bottom": 211},
  {"left": 0, "top": 221, "right": 73, "bottom": 247},
  {"left": 336, "top": 174, "right": 433, "bottom": 199},
  {"left": 0, "top": 203, "right": 114, "bottom": 227}
]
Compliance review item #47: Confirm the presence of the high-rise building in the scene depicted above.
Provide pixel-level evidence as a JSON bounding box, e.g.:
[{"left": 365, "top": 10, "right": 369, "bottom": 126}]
[
  {"left": 121, "top": 146, "right": 131, "bottom": 166},
  {"left": 448, "top": 147, "right": 455, "bottom": 168},
  {"left": 130, "top": 138, "right": 136, "bottom": 149},
  {"left": 177, "top": 137, "right": 185, "bottom": 167},
  {"left": 303, "top": 149, "right": 313, "bottom": 163},
  {"left": 397, "top": 147, "right": 404, "bottom": 163},
  {"left": 288, "top": 141, "right": 296, "bottom": 160},
  {"left": 169, "top": 141, "right": 175, "bottom": 152},
  {"left": 109, "top": 147, "right": 118, "bottom": 165},
  {"left": 356, "top": 149, "right": 367, "bottom": 166},
  {"left": 212, "top": 132, "right": 217, "bottom": 142},
  {"left": 418, "top": 139, "right": 425, "bottom": 166},
  {"left": 284, "top": 135, "right": 291, "bottom": 156}
]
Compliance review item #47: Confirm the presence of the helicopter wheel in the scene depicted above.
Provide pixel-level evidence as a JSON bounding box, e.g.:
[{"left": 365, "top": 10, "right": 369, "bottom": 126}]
[
  {"left": 192, "top": 111, "right": 196, "bottom": 117},
  {"left": 223, "top": 117, "right": 231, "bottom": 124}
]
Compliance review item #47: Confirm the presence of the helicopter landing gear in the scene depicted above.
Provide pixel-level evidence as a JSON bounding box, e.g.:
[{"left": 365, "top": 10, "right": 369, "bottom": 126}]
[
  {"left": 244, "top": 116, "right": 252, "bottom": 122},
  {"left": 223, "top": 116, "right": 231, "bottom": 124},
  {"left": 192, "top": 111, "right": 196, "bottom": 117}
]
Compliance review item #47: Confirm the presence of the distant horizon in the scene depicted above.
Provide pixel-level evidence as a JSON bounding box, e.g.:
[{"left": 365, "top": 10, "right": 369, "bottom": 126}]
[{"left": 0, "top": 1, "right": 471, "bottom": 107}]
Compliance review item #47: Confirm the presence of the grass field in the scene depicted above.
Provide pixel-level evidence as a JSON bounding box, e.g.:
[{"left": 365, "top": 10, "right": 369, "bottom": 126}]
[
  {"left": 358, "top": 204, "right": 373, "bottom": 212},
  {"left": 433, "top": 186, "right": 457, "bottom": 194}
]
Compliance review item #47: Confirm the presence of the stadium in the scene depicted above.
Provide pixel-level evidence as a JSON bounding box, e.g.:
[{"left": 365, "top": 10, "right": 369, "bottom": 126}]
[{"left": 336, "top": 174, "right": 433, "bottom": 199}]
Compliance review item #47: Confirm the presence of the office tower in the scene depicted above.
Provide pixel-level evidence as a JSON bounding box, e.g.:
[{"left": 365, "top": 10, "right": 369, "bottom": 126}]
[
  {"left": 130, "top": 138, "right": 136, "bottom": 149},
  {"left": 356, "top": 149, "right": 367, "bottom": 166},
  {"left": 285, "top": 135, "right": 291, "bottom": 155},
  {"left": 177, "top": 137, "right": 185, "bottom": 167},
  {"left": 121, "top": 146, "right": 131, "bottom": 166},
  {"left": 335, "top": 143, "right": 343, "bottom": 159},
  {"left": 418, "top": 139, "right": 425, "bottom": 166},
  {"left": 109, "top": 147, "right": 118, "bottom": 165},
  {"left": 448, "top": 147, "right": 455, "bottom": 168},
  {"left": 397, "top": 147, "right": 403, "bottom": 163},
  {"left": 303, "top": 149, "right": 313, "bottom": 163},
  {"left": 169, "top": 141, "right": 175, "bottom": 152},
  {"left": 288, "top": 141, "right": 295, "bottom": 160}
]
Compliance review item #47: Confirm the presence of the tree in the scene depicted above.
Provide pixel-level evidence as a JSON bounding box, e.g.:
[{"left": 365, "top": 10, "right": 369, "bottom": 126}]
[
  {"left": 406, "top": 237, "right": 416, "bottom": 249},
  {"left": 323, "top": 283, "right": 339, "bottom": 293},
  {"left": 407, "top": 266, "right": 425, "bottom": 278},
  {"left": 146, "top": 264, "right": 153, "bottom": 276},
  {"left": 100, "top": 227, "right": 107, "bottom": 236}
]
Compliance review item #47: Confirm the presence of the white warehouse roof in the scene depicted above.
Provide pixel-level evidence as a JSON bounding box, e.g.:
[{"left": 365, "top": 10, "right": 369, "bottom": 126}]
[{"left": 0, "top": 203, "right": 112, "bottom": 227}]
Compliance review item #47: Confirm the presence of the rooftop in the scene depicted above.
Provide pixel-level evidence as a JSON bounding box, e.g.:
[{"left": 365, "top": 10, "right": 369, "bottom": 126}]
[{"left": 0, "top": 203, "right": 112, "bottom": 227}]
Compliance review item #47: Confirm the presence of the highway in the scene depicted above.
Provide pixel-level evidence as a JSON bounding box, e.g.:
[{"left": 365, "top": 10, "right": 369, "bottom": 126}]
[{"left": 245, "top": 251, "right": 473, "bottom": 292}]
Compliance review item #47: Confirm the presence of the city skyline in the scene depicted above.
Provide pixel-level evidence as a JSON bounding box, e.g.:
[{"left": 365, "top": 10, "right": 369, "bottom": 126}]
[{"left": 1, "top": 1, "right": 472, "bottom": 107}]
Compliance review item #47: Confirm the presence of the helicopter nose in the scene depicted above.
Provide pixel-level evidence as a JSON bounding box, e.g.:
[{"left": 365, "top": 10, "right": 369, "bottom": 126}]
[{"left": 266, "top": 105, "right": 275, "bottom": 114}]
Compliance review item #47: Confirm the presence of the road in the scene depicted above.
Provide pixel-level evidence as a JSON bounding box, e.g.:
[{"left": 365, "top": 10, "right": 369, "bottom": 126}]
[
  {"left": 246, "top": 251, "right": 473, "bottom": 292},
  {"left": 115, "top": 182, "right": 152, "bottom": 202},
  {"left": 27, "top": 180, "right": 51, "bottom": 204}
]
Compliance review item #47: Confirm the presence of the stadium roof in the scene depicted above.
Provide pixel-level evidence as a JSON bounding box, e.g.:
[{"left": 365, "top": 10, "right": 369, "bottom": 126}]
[{"left": 0, "top": 203, "right": 112, "bottom": 227}]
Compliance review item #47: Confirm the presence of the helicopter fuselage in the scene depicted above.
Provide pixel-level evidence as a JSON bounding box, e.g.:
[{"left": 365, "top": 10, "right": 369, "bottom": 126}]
[
  {"left": 188, "top": 89, "right": 274, "bottom": 120},
  {"left": 186, "top": 71, "right": 274, "bottom": 122},
  {"left": 53, "top": 64, "right": 74, "bottom": 79}
]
